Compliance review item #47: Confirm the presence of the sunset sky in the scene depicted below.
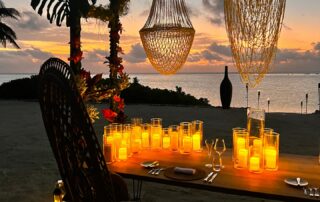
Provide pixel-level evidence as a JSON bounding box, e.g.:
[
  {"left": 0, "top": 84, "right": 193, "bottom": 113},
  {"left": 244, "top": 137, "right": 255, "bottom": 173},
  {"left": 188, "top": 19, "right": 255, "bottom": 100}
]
[{"left": 1, "top": 0, "right": 319, "bottom": 74}]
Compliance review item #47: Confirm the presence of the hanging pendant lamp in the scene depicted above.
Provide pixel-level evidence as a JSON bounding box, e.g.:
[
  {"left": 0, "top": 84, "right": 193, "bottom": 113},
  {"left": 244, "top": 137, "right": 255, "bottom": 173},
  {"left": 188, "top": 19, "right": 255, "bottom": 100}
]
[
  {"left": 224, "top": 0, "right": 286, "bottom": 88},
  {"left": 140, "top": 0, "right": 195, "bottom": 75}
]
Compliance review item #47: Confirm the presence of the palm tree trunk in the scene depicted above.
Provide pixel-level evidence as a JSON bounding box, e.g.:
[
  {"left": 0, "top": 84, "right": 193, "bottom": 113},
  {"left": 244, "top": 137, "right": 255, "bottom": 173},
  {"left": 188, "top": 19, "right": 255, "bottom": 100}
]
[
  {"left": 69, "top": 1, "right": 82, "bottom": 75},
  {"left": 108, "top": 0, "right": 120, "bottom": 110}
]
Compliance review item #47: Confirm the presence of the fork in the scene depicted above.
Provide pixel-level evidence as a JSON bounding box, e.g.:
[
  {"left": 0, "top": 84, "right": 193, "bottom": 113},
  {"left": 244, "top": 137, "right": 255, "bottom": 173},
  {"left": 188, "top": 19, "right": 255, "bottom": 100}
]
[{"left": 208, "top": 173, "right": 218, "bottom": 183}]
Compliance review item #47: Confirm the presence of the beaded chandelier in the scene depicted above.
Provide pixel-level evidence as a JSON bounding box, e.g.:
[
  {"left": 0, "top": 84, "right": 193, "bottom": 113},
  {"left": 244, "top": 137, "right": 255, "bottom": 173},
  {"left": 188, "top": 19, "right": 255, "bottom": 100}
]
[
  {"left": 224, "top": 0, "right": 286, "bottom": 87},
  {"left": 140, "top": 0, "right": 195, "bottom": 75}
]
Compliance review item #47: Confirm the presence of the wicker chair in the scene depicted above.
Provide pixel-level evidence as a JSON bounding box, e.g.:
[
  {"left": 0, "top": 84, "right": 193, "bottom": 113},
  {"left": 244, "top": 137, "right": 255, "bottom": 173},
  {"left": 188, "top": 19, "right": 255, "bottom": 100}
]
[{"left": 38, "top": 58, "right": 129, "bottom": 202}]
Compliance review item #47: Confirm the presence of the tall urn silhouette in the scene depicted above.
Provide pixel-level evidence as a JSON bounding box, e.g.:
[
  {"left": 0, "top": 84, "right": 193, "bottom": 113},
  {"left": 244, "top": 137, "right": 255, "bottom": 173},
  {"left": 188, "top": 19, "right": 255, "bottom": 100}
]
[{"left": 220, "top": 66, "right": 233, "bottom": 109}]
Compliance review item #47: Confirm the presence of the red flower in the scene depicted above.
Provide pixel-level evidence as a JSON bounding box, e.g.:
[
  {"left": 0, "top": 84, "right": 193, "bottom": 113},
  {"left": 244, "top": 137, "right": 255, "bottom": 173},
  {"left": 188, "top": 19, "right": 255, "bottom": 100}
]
[
  {"left": 102, "top": 109, "right": 118, "bottom": 122},
  {"left": 113, "top": 95, "right": 121, "bottom": 103},
  {"left": 118, "top": 99, "right": 125, "bottom": 111}
]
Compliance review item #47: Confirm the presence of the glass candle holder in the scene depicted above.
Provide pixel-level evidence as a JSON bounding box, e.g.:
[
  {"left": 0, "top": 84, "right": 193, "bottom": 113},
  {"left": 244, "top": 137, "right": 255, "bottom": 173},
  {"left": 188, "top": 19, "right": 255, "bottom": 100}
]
[
  {"left": 141, "top": 123, "right": 151, "bottom": 149},
  {"left": 122, "top": 124, "right": 132, "bottom": 157},
  {"left": 103, "top": 125, "right": 114, "bottom": 164},
  {"left": 263, "top": 131, "right": 279, "bottom": 171},
  {"left": 111, "top": 123, "right": 122, "bottom": 161},
  {"left": 162, "top": 128, "right": 171, "bottom": 150},
  {"left": 192, "top": 120, "right": 203, "bottom": 152},
  {"left": 247, "top": 108, "right": 265, "bottom": 139},
  {"left": 131, "top": 118, "right": 142, "bottom": 153},
  {"left": 232, "top": 128, "right": 249, "bottom": 169},
  {"left": 151, "top": 118, "right": 162, "bottom": 150},
  {"left": 249, "top": 137, "right": 264, "bottom": 173},
  {"left": 118, "top": 140, "right": 128, "bottom": 161},
  {"left": 169, "top": 125, "right": 179, "bottom": 151},
  {"left": 179, "top": 122, "right": 192, "bottom": 154}
]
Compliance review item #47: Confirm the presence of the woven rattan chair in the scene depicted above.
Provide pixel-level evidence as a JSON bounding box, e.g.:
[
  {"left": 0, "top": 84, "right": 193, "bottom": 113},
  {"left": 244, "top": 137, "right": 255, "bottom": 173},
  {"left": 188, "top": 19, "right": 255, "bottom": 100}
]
[{"left": 38, "top": 58, "right": 129, "bottom": 202}]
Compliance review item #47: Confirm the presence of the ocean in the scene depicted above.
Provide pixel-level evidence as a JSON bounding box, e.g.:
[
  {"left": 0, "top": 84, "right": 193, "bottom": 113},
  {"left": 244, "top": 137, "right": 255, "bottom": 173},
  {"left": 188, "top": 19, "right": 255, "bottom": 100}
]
[{"left": 1, "top": 73, "right": 319, "bottom": 113}]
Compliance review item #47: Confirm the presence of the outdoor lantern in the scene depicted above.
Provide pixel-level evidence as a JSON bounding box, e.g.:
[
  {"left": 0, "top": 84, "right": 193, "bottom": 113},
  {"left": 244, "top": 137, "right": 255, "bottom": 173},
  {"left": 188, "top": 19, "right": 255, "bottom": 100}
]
[
  {"left": 224, "top": 0, "right": 286, "bottom": 87},
  {"left": 140, "top": 0, "right": 195, "bottom": 75}
]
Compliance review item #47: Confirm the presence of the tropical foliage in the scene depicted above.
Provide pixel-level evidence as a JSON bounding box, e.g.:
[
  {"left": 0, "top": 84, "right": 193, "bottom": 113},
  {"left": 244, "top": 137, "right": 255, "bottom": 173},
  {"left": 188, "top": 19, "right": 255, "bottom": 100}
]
[{"left": 0, "top": 0, "right": 20, "bottom": 48}]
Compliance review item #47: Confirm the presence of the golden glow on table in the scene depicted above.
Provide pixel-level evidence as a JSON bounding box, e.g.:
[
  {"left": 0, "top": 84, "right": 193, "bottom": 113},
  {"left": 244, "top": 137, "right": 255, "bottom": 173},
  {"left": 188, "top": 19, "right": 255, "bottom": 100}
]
[
  {"left": 265, "top": 148, "right": 277, "bottom": 169},
  {"left": 192, "top": 132, "right": 201, "bottom": 151},
  {"left": 238, "top": 148, "right": 248, "bottom": 168},
  {"left": 249, "top": 156, "right": 260, "bottom": 172}
]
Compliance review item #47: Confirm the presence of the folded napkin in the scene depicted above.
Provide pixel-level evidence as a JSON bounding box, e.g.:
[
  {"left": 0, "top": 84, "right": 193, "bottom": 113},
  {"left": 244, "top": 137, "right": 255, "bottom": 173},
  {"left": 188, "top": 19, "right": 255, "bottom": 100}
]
[{"left": 173, "top": 167, "right": 196, "bottom": 175}]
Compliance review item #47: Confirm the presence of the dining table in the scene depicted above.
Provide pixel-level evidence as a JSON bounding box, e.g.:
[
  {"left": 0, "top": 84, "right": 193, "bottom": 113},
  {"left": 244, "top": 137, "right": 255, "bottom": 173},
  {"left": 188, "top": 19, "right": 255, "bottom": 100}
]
[{"left": 108, "top": 149, "right": 320, "bottom": 201}]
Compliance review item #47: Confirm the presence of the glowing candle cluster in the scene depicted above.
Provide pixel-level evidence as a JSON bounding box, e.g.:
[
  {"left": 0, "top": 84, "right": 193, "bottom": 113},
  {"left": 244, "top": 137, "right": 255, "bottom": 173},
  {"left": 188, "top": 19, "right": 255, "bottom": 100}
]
[
  {"left": 232, "top": 126, "right": 279, "bottom": 172},
  {"left": 102, "top": 118, "right": 204, "bottom": 163}
]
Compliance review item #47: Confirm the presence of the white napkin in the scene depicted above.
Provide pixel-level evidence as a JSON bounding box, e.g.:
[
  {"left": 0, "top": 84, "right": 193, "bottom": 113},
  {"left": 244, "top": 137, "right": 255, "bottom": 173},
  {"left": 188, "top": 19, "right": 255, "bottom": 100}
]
[{"left": 173, "top": 167, "right": 196, "bottom": 175}]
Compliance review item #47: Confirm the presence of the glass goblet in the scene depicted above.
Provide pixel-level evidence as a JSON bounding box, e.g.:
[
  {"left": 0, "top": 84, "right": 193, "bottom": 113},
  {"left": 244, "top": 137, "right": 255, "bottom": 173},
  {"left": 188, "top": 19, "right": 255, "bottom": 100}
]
[
  {"left": 213, "top": 138, "right": 226, "bottom": 171},
  {"left": 204, "top": 139, "right": 214, "bottom": 168}
]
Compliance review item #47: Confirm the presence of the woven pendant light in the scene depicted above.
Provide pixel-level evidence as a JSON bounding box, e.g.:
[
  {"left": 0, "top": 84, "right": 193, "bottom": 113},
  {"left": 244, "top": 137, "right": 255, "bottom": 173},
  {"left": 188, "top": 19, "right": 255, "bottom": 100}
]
[
  {"left": 224, "top": 0, "right": 286, "bottom": 88},
  {"left": 140, "top": 0, "right": 195, "bottom": 75}
]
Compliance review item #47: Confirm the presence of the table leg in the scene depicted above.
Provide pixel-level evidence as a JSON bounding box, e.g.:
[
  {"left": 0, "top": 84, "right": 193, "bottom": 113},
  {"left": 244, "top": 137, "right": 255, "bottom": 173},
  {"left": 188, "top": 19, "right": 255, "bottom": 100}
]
[{"left": 132, "top": 178, "right": 143, "bottom": 201}]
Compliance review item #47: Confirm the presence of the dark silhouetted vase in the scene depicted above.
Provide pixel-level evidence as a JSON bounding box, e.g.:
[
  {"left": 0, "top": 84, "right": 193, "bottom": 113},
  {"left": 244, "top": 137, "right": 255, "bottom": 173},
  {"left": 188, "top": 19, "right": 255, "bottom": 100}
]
[{"left": 220, "top": 66, "right": 232, "bottom": 109}]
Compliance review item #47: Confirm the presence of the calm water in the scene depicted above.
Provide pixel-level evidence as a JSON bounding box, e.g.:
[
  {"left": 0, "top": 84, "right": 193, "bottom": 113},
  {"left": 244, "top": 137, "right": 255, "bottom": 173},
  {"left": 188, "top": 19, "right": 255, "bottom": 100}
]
[{"left": 1, "top": 73, "right": 319, "bottom": 113}]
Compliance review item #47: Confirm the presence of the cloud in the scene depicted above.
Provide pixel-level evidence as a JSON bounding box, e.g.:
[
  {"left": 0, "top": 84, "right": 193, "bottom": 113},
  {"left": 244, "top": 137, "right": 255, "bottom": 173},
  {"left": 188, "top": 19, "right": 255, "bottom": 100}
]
[
  {"left": 123, "top": 43, "right": 146, "bottom": 63},
  {"left": 208, "top": 42, "right": 232, "bottom": 57},
  {"left": 0, "top": 48, "right": 53, "bottom": 73},
  {"left": 202, "top": 0, "right": 225, "bottom": 26},
  {"left": 15, "top": 11, "right": 50, "bottom": 31}
]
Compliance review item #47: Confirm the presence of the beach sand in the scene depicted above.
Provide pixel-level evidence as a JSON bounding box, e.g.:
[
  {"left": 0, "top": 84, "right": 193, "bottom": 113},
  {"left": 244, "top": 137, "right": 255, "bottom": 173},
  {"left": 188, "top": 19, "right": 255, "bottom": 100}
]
[{"left": 0, "top": 100, "right": 319, "bottom": 202}]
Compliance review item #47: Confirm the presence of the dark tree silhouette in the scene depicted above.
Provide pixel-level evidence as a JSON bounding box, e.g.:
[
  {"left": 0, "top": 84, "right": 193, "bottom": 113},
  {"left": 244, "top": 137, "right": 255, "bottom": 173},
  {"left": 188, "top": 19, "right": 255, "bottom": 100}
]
[
  {"left": 30, "top": 0, "right": 96, "bottom": 74},
  {"left": 0, "top": 0, "right": 20, "bottom": 48}
]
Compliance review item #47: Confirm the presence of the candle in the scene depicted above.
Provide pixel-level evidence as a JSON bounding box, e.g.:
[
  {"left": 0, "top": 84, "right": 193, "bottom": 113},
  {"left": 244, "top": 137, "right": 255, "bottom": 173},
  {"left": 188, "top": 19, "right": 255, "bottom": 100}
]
[
  {"left": 192, "top": 132, "right": 201, "bottom": 151},
  {"left": 162, "top": 136, "right": 170, "bottom": 149},
  {"left": 249, "top": 156, "right": 260, "bottom": 172},
  {"left": 132, "top": 139, "right": 141, "bottom": 153},
  {"left": 265, "top": 148, "right": 277, "bottom": 169},
  {"left": 183, "top": 136, "right": 192, "bottom": 153},
  {"left": 142, "top": 132, "right": 150, "bottom": 148},
  {"left": 114, "top": 132, "right": 122, "bottom": 147},
  {"left": 237, "top": 137, "right": 245, "bottom": 149},
  {"left": 106, "top": 136, "right": 113, "bottom": 145},
  {"left": 170, "top": 132, "right": 179, "bottom": 151},
  {"left": 253, "top": 139, "right": 262, "bottom": 148},
  {"left": 118, "top": 147, "right": 127, "bottom": 161},
  {"left": 152, "top": 134, "right": 161, "bottom": 149},
  {"left": 238, "top": 149, "right": 248, "bottom": 168}
]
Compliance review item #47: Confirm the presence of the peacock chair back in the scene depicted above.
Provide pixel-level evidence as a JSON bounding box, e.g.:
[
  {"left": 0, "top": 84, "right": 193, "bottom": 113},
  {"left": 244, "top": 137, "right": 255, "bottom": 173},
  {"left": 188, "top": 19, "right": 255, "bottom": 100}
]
[{"left": 38, "top": 58, "right": 116, "bottom": 202}]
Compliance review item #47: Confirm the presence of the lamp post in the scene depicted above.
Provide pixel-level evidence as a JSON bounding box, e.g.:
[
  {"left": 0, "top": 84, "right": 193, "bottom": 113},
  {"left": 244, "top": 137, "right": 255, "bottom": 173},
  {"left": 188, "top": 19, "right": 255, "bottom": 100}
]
[
  {"left": 267, "top": 98, "right": 270, "bottom": 113},
  {"left": 305, "top": 93, "right": 308, "bottom": 114},
  {"left": 246, "top": 83, "right": 249, "bottom": 108},
  {"left": 300, "top": 101, "right": 303, "bottom": 115},
  {"left": 258, "top": 90, "right": 261, "bottom": 109}
]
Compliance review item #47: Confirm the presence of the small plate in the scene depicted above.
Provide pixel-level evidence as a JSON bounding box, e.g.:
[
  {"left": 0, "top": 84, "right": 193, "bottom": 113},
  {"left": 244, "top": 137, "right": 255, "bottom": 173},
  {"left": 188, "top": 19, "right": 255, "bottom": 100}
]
[
  {"left": 284, "top": 178, "right": 308, "bottom": 187},
  {"left": 140, "top": 161, "right": 159, "bottom": 168}
]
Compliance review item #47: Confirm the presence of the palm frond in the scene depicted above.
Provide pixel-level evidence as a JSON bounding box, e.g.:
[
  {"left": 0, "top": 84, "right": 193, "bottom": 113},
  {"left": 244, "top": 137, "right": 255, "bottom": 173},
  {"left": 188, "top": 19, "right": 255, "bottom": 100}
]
[
  {"left": 0, "top": 22, "right": 19, "bottom": 48},
  {"left": 0, "top": 8, "right": 20, "bottom": 20}
]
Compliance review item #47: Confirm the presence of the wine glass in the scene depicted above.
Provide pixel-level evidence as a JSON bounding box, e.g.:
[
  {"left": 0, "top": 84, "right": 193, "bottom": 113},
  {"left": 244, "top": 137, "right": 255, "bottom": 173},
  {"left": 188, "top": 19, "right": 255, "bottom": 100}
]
[
  {"left": 205, "top": 139, "right": 214, "bottom": 168},
  {"left": 213, "top": 138, "right": 226, "bottom": 171}
]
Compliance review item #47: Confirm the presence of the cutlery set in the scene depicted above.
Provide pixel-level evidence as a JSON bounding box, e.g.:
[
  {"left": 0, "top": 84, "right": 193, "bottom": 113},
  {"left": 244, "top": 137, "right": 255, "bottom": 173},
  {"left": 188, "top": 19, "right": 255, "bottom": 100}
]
[
  {"left": 203, "top": 172, "right": 218, "bottom": 183},
  {"left": 303, "top": 187, "right": 320, "bottom": 198},
  {"left": 148, "top": 168, "right": 165, "bottom": 175}
]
